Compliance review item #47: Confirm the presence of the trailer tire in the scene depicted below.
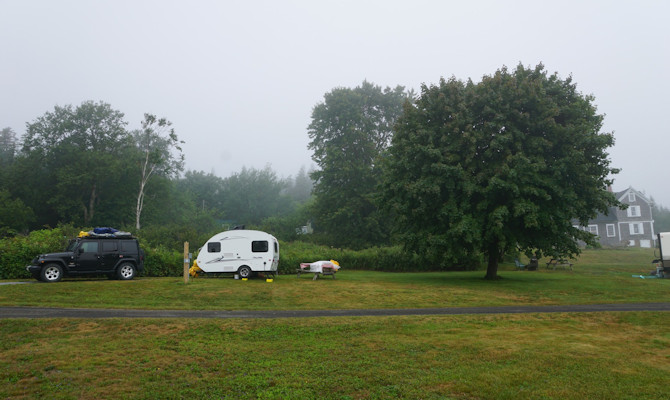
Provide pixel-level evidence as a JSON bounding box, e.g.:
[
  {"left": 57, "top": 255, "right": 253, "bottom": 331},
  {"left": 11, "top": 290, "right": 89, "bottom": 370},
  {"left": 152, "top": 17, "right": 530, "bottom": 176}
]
[{"left": 238, "top": 265, "right": 252, "bottom": 279}]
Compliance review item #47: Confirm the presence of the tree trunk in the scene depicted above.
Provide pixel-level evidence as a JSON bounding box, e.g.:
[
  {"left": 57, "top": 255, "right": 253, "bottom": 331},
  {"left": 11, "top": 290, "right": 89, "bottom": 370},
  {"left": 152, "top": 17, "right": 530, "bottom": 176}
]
[
  {"left": 135, "top": 183, "right": 144, "bottom": 231},
  {"left": 484, "top": 242, "right": 500, "bottom": 280},
  {"left": 135, "top": 150, "right": 153, "bottom": 231},
  {"left": 85, "top": 183, "right": 96, "bottom": 224}
]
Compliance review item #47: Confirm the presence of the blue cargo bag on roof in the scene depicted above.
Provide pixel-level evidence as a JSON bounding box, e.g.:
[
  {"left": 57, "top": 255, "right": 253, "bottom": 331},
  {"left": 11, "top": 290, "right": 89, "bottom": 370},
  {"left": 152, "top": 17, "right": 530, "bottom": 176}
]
[{"left": 93, "top": 227, "right": 119, "bottom": 234}]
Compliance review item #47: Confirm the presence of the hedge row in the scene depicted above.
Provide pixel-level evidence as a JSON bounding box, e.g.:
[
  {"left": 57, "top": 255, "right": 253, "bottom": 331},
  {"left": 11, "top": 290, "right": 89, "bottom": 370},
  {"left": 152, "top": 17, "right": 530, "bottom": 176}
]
[
  {"left": 0, "top": 228, "right": 186, "bottom": 279},
  {"left": 0, "top": 228, "right": 70, "bottom": 279},
  {"left": 277, "top": 242, "right": 421, "bottom": 274},
  {"left": 0, "top": 228, "right": 471, "bottom": 280}
]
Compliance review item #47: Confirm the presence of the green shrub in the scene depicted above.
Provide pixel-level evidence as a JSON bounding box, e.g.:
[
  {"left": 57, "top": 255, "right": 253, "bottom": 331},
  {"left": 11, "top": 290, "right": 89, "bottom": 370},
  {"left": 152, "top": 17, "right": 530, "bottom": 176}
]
[
  {"left": 142, "top": 245, "right": 183, "bottom": 277},
  {"left": 0, "top": 228, "right": 69, "bottom": 279},
  {"left": 278, "top": 242, "right": 430, "bottom": 274}
]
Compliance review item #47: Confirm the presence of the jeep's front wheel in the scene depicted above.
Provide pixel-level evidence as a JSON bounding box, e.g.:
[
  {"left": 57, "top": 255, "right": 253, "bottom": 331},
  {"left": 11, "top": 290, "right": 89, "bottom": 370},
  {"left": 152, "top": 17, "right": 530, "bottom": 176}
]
[
  {"left": 116, "top": 263, "right": 136, "bottom": 280},
  {"left": 41, "top": 264, "right": 63, "bottom": 283}
]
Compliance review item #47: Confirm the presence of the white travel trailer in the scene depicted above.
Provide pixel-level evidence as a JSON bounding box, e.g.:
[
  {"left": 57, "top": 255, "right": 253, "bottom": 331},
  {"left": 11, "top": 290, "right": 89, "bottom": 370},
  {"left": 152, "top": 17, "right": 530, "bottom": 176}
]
[{"left": 196, "top": 230, "right": 279, "bottom": 278}]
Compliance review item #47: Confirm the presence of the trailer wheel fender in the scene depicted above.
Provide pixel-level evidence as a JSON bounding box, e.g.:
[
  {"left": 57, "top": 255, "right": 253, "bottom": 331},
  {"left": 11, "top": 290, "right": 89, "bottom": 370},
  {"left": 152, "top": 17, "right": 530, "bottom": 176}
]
[{"left": 238, "top": 265, "right": 252, "bottom": 279}]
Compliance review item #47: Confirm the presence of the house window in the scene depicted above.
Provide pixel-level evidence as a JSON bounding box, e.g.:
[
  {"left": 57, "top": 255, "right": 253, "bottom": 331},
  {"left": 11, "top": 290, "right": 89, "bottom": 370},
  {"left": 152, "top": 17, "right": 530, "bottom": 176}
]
[
  {"left": 606, "top": 224, "right": 615, "bottom": 237},
  {"left": 587, "top": 225, "right": 598, "bottom": 235},
  {"left": 628, "top": 192, "right": 636, "bottom": 202},
  {"left": 629, "top": 223, "right": 644, "bottom": 235},
  {"left": 627, "top": 205, "right": 641, "bottom": 217}
]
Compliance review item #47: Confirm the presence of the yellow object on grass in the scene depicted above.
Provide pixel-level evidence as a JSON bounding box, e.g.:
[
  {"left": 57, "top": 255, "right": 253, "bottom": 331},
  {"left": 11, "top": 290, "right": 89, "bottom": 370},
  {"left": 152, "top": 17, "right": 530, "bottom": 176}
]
[{"left": 189, "top": 261, "right": 203, "bottom": 277}]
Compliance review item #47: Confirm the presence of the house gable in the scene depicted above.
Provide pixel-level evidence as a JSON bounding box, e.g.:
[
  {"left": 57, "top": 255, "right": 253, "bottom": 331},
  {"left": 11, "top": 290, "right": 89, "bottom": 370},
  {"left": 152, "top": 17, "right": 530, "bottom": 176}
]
[{"left": 582, "top": 187, "right": 655, "bottom": 248}]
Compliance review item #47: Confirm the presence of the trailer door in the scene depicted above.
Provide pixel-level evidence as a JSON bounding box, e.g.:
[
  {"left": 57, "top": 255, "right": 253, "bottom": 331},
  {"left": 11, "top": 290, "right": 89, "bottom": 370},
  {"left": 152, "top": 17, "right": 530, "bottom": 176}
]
[{"left": 272, "top": 239, "right": 279, "bottom": 269}]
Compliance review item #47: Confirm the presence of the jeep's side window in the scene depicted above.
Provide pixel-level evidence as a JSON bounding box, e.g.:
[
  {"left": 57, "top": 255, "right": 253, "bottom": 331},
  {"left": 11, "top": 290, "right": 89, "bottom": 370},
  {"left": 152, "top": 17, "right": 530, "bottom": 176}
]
[
  {"left": 80, "top": 241, "right": 99, "bottom": 253},
  {"left": 120, "top": 241, "right": 135, "bottom": 252},
  {"left": 252, "top": 240, "right": 268, "bottom": 253},
  {"left": 208, "top": 242, "right": 221, "bottom": 253},
  {"left": 102, "top": 241, "right": 117, "bottom": 252}
]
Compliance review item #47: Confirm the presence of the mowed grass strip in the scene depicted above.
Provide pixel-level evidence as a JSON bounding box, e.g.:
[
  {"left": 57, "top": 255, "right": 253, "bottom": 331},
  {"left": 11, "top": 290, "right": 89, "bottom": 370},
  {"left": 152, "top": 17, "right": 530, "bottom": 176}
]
[
  {"left": 1, "top": 248, "right": 667, "bottom": 310},
  {"left": 1, "top": 312, "right": 669, "bottom": 399}
]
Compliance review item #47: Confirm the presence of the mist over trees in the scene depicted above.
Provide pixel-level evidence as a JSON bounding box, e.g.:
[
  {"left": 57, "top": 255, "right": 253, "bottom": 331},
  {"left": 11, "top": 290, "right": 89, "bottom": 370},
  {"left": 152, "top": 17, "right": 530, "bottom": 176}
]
[
  {"left": 0, "top": 101, "right": 313, "bottom": 239},
  {"left": 652, "top": 201, "right": 670, "bottom": 233},
  {"left": 1, "top": 66, "right": 628, "bottom": 273}
]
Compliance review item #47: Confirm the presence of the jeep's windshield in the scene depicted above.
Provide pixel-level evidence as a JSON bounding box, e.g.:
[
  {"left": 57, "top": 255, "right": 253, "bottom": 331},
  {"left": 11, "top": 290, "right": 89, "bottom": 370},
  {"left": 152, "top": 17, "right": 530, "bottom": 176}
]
[{"left": 65, "top": 239, "right": 78, "bottom": 252}]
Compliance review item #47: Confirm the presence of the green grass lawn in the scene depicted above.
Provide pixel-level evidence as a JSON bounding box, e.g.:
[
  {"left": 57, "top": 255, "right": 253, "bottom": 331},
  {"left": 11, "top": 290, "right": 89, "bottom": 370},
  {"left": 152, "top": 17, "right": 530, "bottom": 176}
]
[
  {"left": 1, "top": 247, "right": 667, "bottom": 310},
  {"left": 1, "top": 248, "right": 669, "bottom": 399}
]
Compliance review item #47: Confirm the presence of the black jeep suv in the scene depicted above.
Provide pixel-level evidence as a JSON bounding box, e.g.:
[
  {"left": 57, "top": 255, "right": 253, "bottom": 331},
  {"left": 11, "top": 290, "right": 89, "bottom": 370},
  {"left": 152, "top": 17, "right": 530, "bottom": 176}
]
[{"left": 26, "top": 235, "right": 144, "bottom": 283}]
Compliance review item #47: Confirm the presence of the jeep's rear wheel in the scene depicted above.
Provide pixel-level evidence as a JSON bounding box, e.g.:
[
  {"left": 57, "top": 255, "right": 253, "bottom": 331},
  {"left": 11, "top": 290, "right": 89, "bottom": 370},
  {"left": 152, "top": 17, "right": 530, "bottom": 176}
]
[
  {"left": 41, "top": 264, "right": 63, "bottom": 283},
  {"left": 116, "top": 263, "right": 136, "bottom": 280}
]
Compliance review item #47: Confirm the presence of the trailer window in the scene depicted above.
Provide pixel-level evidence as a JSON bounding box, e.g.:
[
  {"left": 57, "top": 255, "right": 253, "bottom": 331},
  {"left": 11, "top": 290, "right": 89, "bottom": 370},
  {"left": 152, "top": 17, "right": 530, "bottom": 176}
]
[
  {"left": 208, "top": 242, "right": 221, "bottom": 253},
  {"left": 252, "top": 240, "right": 268, "bottom": 252}
]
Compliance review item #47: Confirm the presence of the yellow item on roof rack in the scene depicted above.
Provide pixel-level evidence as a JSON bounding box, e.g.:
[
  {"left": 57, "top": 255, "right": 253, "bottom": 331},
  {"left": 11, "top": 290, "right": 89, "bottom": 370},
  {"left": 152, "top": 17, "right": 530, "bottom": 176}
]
[{"left": 78, "top": 231, "right": 90, "bottom": 238}]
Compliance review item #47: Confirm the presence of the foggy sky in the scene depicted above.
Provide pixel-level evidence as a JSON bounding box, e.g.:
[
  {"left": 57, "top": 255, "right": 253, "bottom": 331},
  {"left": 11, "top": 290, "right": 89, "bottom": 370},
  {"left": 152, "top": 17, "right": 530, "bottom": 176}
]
[{"left": 2, "top": 0, "right": 669, "bottom": 206}]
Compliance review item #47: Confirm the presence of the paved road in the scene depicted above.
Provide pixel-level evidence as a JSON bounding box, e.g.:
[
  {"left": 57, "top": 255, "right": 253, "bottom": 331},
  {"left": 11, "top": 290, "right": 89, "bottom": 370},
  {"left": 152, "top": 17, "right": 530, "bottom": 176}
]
[{"left": 1, "top": 303, "right": 669, "bottom": 319}]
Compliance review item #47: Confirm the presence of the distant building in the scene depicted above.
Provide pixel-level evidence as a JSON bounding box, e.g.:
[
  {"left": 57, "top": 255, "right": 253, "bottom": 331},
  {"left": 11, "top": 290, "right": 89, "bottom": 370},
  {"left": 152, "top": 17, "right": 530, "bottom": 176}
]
[
  {"left": 576, "top": 187, "right": 655, "bottom": 248},
  {"left": 297, "top": 221, "right": 313, "bottom": 235}
]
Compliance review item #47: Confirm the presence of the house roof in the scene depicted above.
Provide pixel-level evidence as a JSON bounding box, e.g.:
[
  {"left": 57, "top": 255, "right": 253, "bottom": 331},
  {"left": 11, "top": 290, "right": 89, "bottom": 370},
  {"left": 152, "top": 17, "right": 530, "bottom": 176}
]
[
  {"left": 587, "top": 186, "right": 654, "bottom": 224},
  {"left": 591, "top": 206, "right": 619, "bottom": 222},
  {"left": 616, "top": 187, "right": 653, "bottom": 206}
]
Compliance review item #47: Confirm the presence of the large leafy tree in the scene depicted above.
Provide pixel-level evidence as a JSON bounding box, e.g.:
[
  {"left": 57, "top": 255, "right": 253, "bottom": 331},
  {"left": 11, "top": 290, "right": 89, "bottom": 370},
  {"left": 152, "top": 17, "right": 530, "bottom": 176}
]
[
  {"left": 308, "top": 81, "right": 411, "bottom": 248},
  {"left": 132, "top": 114, "right": 184, "bottom": 230},
  {"left": 382, "top": 64, "right": 620, "bottom": 279},
  {"left": 21, "top": 101, "right": 134, "bottom": 226},
  {"left": 220, "top": 166, "right": 293, "bottom": 225}
]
